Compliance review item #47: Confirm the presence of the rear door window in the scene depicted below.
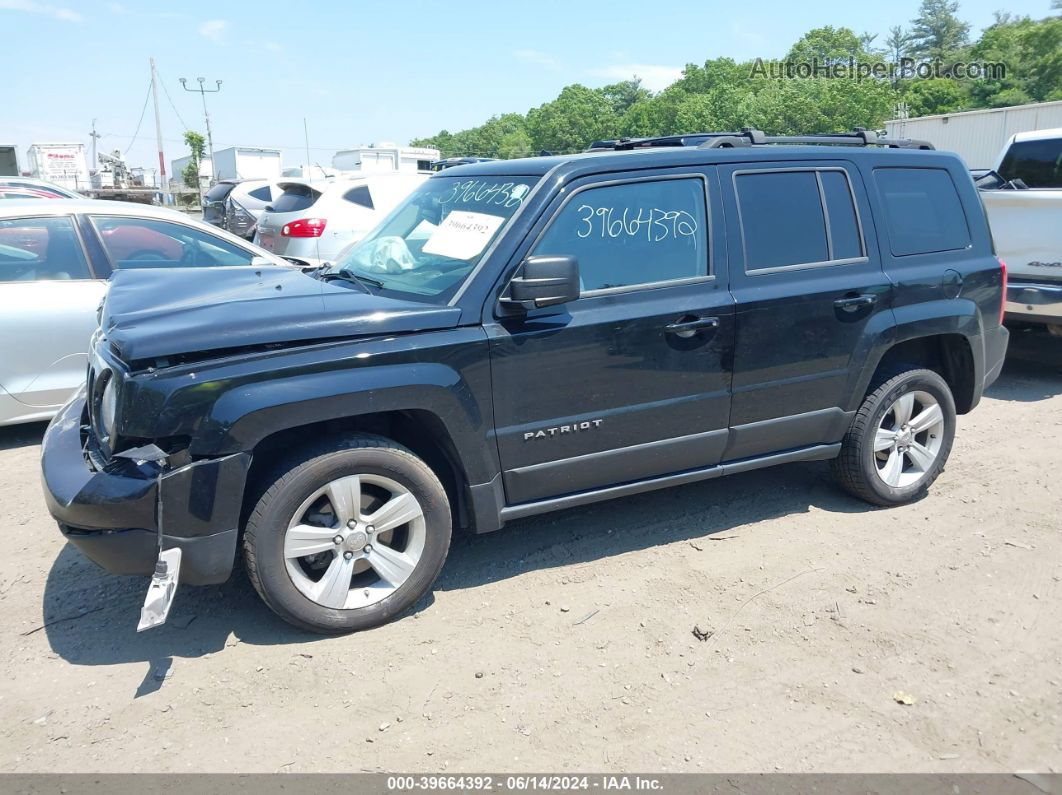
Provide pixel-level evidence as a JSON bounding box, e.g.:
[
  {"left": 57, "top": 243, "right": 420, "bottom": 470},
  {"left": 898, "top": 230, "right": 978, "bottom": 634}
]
[
  {"left": 91, "top": 216, "right": 256, "bottom": 269},
  {"left": 272, "top": 184, "right": 320, "bottom": 213},
  {"left": 531, "top": 176, "right": 709, "bottom": 292},
  {"left": 736, "top": 171, "right": 828, "bottom": 269},
  {"left": 998, "top": 138, "right": 1062, "bottom": 188},
  {"left": 0, "top": 216, "right": 92, "bottom": 281},
  {"left": 873, "top": 167, "right": 970, "bottom": 256}
]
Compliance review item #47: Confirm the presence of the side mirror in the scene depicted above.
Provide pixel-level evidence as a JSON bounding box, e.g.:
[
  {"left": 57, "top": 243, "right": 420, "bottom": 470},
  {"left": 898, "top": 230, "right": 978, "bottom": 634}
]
[
  {"left": 503, "top": 255, "right": 580, "bottom": 310},
  {"left": 250, "top": 255, "right": 273, "bottom": 267}
]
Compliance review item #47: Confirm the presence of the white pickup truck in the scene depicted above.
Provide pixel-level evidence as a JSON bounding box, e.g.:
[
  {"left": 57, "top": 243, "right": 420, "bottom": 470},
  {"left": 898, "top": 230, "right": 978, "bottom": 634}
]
[{"left": 977, "top": 128, "right": 1062, "bottom": 334}]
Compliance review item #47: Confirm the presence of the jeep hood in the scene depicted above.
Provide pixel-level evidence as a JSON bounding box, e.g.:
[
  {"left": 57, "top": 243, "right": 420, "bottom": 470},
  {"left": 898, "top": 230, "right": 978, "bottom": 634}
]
[{"left": 101, "top": 266, "right": 463, "bottom": 362}]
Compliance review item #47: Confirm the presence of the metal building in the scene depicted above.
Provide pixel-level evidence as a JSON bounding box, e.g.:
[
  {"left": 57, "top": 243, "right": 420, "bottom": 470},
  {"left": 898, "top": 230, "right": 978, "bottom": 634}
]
[{"left": 886, "top": 100, "right": 1062, "bottom": 169}]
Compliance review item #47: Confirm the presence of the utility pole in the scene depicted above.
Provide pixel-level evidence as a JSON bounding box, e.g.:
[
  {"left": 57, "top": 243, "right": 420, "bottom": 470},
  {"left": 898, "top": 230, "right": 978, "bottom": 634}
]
[
  {"left": 88, "top": 118, "right": 101, "bottom": 167},
  {"left": 179, "top": 76, "right": 221, "bottom": 185},
  {"left": 149, "top": 58, "right": 171, "bottom": 206}
]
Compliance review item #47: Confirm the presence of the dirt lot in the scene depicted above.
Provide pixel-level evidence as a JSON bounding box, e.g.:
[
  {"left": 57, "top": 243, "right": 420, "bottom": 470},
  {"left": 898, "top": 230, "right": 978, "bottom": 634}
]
[{"left": 1, "top": 329, "right": 1060, "bottom": 774}]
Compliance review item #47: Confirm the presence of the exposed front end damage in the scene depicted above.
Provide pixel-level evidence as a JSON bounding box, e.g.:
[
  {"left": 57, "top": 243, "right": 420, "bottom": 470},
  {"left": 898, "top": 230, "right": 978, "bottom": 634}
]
[{"left": 41, "top": 392, "right": 251, "bottom": 595}]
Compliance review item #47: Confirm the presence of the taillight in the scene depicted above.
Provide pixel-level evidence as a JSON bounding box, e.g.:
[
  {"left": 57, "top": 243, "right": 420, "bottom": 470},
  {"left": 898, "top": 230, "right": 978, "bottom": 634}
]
[
  {"left": 998, "top": 258, "right": 1007, "bottom": 325},
  {"left": 281, "top": 218, "right": 327, "bottom": 237}
]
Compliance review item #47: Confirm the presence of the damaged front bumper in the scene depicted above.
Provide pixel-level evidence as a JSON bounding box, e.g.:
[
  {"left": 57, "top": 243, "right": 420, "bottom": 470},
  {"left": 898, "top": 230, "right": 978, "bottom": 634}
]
[{"left": 41, "top": 393, "right": 251, "bottom": 586}]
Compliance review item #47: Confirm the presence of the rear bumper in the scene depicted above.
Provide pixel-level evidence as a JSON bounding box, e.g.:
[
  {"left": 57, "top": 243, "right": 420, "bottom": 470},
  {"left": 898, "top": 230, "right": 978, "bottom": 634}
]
[
  {"left": 982, "top": 323, "right": 1009, "bottom": 391},
  {"left": 1005, "top": 280, "right": 1062, "bottom": 325},
  {"left": 41, "top": 393, "right": 251, "bottom": 585}
]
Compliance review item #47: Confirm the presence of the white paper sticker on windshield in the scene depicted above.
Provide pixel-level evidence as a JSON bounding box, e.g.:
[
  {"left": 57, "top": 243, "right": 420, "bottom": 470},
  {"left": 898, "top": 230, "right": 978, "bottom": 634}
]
[{"left": 421, "top": 211, "right": 505, "bottom": 261}]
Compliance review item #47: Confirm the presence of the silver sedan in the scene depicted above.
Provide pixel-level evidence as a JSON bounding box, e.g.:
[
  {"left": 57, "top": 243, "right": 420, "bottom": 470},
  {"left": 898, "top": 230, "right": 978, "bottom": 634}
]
[{"left": 0, "top": 199, "right": 288, "bottom": 426}]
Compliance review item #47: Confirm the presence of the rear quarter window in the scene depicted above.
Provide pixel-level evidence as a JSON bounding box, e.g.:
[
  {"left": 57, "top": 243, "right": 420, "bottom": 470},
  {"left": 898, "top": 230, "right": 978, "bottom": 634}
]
[
  {"left": 873, "top": 167, "right": 970, "bottom": 257},
  {"left": 342, "top": 184, "right": 374, "bottom": 209}
]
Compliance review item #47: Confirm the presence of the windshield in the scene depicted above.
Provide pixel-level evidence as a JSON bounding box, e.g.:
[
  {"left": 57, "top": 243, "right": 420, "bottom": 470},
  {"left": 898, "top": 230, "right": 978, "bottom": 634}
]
[{"left": 325, "top": 175, "right": 537, "bottom": 302}]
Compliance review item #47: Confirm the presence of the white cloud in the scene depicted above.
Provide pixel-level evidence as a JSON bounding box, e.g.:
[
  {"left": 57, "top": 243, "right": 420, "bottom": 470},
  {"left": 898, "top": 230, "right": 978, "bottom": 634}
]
[
  {"left": 198, "top": 18, "right": 228, "bottom": 43},
  {"left": 588, "top": 63, "right": 683, "bottom": 92},
  {"left": 0, "top": 0, "right": 82, "bottom": 22},
  {"left": 107, "top": 2, "right": 125, "bottom": 12},
  {"left": 263, "top": 40, "right": 284, "bottom": 53},
  {"left": 514, "top": 49, "right": 561, "bottom": 71}
]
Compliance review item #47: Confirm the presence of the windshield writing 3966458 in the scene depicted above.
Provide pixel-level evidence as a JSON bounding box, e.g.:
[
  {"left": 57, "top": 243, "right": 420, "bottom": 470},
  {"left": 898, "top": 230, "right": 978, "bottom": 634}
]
[{"left": 439, "top": 179, "right": 529, "bottom": 209}]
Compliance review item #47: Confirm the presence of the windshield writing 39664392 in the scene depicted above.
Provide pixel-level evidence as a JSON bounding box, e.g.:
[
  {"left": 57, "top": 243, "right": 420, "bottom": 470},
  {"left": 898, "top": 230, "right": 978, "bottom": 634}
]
[{"left": 574, "top": 205, "right": 699, "bottom": 242}]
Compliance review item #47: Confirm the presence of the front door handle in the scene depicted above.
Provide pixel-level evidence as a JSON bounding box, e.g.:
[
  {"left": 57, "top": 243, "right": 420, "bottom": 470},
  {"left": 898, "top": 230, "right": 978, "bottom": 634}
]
[
  {"left": 834, "top": 293, "right": 877, "bottom": 311},
  {"left": 664, "top": 316, "right": 719, "bottom": 338}
]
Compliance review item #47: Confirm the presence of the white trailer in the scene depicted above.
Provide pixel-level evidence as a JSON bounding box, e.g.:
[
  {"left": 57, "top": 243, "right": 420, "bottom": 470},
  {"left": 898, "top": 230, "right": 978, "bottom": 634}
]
[
  {"left": 211, "top": 146, "right": 283, "bottom": 181},
  {"left": 170, "top": 154, "right": 213, "bottom": 187},
  {"left": 0, "top": 145, "right": 19, "bottom": 177},
  {"left": 886, "top": 100, "right": 1062, "bottom": 170},
  {"left": 332, "top": 143, "right": 439, "bottom": 174},
  {"left": 27, "top": 143, "right": 89, "bottom": 191}
]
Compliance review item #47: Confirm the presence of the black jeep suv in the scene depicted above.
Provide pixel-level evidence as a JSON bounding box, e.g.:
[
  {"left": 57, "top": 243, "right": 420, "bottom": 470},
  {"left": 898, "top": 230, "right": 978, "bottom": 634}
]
[{"left": 42, "top": 129, "right": 1009, "bottom": 634}]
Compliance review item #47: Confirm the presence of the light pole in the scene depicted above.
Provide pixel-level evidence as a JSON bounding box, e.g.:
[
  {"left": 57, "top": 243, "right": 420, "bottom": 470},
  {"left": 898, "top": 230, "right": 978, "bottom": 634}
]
[{"left": 179, "top": 76, "right": 222, "bottom": 187}]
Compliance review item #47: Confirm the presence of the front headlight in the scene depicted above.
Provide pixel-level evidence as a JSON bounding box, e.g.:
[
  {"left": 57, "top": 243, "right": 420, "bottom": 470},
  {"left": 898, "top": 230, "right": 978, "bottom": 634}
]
[{"left": 99, "top": 374, "right": 117, "bottom": 442}]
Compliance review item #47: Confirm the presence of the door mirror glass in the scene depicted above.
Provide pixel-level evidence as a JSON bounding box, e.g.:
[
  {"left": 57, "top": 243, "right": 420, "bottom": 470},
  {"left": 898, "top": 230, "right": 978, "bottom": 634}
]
[{"left": 505, "top": 254, "right": 580, "bottom": 309}]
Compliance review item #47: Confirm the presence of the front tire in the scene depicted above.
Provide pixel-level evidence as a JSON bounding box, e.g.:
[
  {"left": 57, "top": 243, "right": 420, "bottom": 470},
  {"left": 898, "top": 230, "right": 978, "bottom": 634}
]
[
  {"left": 243, "top": 435, "right": 451, "bottom": 634},
  {"left": 832, "top": 368, "right": 956, "bottom": 506}
]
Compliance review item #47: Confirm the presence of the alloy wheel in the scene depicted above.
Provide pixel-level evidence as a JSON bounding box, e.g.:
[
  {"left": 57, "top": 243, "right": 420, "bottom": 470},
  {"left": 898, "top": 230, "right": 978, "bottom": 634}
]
[
  {"left": 283, "top": 474, "right": 426, "bottom": 609},
  {"left": 873, "top": 390, "right": 946, "bottom": 489}
]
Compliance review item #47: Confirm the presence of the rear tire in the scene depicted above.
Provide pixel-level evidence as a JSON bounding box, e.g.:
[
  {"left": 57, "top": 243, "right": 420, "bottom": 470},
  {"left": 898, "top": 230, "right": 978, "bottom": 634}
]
[
  {"left": 832, "top": 368, "right": 956, "bottom": 506},
  {"left": 243, "top": 435, "right": 451, "bottom": 634}
]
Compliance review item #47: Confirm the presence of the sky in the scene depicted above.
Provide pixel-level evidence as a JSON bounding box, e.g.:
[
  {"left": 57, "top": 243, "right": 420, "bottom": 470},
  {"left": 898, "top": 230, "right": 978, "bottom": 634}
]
[{"left": 3, "top": 0, "right": 1056, "bottom": 176}]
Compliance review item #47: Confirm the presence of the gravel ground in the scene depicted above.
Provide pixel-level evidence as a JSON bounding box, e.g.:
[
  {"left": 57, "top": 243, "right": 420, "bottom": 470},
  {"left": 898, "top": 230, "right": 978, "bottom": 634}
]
[{"left": 1, "top": 329, "right": 1060, "bottom": 773}]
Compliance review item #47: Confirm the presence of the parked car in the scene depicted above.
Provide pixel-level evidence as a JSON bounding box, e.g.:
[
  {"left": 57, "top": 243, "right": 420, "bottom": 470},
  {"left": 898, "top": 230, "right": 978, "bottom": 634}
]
[
  {"left": 0, "top": 199, "right": 289, "bottom": 426},
  {"left": 976, "top": 127, "right": 1062, "bottom": 334},
  {"left": 202, "top": 178, "right": 282, "bottom": 240},
  {"left": 41, "top": 129, "right": 1008, "bottom": 634},
  {"left": 0, "top": 177, "right": 83, "bottom": 199},
  {"left": 430, "top": 157, "right": 496, "bottom": 171},
  {"left": 254, "top": 172, "right": 426, "bottom": 267}
]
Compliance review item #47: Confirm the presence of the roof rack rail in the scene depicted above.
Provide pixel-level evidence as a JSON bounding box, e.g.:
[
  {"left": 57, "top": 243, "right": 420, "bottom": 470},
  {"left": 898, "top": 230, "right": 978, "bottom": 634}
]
[{"left": 586, "top": 127, "right": 934, "bottom": 152}]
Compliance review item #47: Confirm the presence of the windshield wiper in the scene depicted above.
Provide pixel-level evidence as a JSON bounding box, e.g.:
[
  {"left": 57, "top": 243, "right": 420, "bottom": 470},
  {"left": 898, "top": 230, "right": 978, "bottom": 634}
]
[{"left": 319, "top": 269, "right": 385, "bottom": 293}]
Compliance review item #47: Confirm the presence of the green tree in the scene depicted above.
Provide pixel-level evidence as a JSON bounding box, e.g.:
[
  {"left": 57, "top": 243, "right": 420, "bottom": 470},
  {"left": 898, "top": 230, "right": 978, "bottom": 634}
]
[
  {"left": 885, "top": 26, "right": 914, "bottom": 63},
  {"left": 496, "top": 129, "right": 534, "bottom": 159},
  {"left": 599, "top": 78, "right": 652, "bottom": 116},
  {"left": 785, "top": 26, "right": 872, "bottom": 65},
  {"left": 181, "top": 130, "right": 205, "bottom": 189},
  {"left": 968, "top": 15, "right": 1062, "bottom": 106},
  {"left": 739, "top": 76, "right": 895, "bottom": 135},
  {"left": 909, "top": 0, "right": 971, "bottom": 61},
  {"left": 902, "top": 78, "right": 968, "bottom": 115},
  {"left": 525, "top": 84, "right": 618, "bottom": 153}
]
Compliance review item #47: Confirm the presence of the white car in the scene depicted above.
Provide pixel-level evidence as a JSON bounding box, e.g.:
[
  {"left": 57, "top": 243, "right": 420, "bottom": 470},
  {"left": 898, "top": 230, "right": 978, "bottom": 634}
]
[
  {"left": 254, "top": 172, "right": 426, "bottom": 267},
  {"left": 0, "top": 199, "right": 290, "bottom": 426},
  {"left": 977, "top": 127, "right": 1062, "bottom": 334}
]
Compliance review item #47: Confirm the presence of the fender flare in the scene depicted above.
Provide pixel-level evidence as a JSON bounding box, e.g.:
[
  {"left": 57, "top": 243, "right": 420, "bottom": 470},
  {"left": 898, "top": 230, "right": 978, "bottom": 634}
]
[{"left": 845, "top": 298, "right": 985, "bottom": 412}]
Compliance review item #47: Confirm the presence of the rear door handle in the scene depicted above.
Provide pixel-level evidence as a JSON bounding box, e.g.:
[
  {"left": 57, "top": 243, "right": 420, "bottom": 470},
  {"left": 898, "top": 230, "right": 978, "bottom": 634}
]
[
  {"left": 664, "top": 316, "right": 719, "bottom": 338},
  {"left": 834, "top": 293, "right": 877, "bottom": 310}
]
